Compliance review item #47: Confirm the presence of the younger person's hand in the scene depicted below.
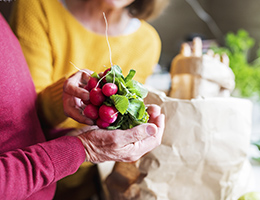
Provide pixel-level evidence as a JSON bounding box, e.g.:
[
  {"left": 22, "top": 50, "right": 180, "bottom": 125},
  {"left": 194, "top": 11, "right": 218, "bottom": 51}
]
[{"left": 63, "top": 69, "right": 94, "bottom": 125}]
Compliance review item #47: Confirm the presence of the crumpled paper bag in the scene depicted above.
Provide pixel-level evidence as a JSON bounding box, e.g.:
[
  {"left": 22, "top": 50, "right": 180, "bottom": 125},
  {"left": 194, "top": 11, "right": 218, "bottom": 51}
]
[{"left": 134, "top": 89, "right": 254, "bottom": 200}]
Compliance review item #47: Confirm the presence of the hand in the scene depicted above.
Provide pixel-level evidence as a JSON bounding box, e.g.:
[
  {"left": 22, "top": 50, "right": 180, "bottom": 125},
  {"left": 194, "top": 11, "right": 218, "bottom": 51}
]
[
  {"left": 77, "top": 104, "right": 165, "bottom": 163},
  {"left": 63, "top": 69, "right": 94, "bottom": 125},
  {"left": 66, "top": 125, "right": 99, "bottom": 137}
]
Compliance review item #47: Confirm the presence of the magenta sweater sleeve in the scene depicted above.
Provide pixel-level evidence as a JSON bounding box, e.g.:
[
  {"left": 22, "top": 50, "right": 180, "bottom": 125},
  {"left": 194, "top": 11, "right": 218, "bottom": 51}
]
[
  {"left": 0, "top": 14, "right": 87, "bottom": 199},
  {"left": 0, "top": 136, "right": 86, "bottom": 200}
]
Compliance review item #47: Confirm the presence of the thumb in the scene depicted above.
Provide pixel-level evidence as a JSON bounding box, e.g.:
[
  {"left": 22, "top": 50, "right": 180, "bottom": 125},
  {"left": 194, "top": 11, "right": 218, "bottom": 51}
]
[{"left": 118, "top": 123, "right": 158, "bottom": 145}]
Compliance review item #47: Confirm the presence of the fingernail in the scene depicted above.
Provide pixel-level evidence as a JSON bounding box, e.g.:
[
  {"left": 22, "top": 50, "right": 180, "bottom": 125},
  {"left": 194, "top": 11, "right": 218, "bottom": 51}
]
[
  {"left": 82, "top": 92, "right": 89, "bottom": 101},
  {"left": 146, "top": 125, "right": 156, "bottom": 136},
  {"left": 85, "top": 119, "right": 94, "bottom": 125}
]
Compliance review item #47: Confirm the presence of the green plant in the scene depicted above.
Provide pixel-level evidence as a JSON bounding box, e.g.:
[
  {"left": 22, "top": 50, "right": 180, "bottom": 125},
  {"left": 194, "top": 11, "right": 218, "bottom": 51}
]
[
  {"left": 213, "top": 30, "right": 260, "bottom": 162},
  {"left": 211, "top": 29, "right": 260, "bottom": 100},
  {"left": 251, "top": 140, "right": 260, "bottom": 162}
]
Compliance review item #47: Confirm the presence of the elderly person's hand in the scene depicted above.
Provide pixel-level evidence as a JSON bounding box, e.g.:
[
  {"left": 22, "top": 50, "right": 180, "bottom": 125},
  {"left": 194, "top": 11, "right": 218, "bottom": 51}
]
[
  {"left": 63, "top": 69, "right": 94, "bottom": 125},
  {"left": 77, "top": 104, "right": 165, "bottom": 163}
]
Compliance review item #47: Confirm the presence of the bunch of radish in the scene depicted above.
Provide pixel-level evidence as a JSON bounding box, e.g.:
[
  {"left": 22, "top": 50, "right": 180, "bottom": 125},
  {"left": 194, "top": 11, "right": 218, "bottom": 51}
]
[
  {"left": 82, "top": 65, "right": 149, "bottom": 130},
  {"left": 83, "top": 69, "right": 118, "bottom": 128}
]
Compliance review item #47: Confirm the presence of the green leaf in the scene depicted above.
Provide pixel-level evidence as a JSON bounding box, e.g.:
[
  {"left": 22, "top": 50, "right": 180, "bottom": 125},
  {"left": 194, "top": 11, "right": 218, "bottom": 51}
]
[
  {"left": 105, "top": 65, "right": 124, "bottom": 83},
  {"left": 112, "top": 65, "right": 123, "bottom": 76},
  {"left": 252, "top": 140, "right": 260, "bottom": 151},
  {"left": 107, "top": 114, "right": 131, "bottom": 130},
  {"left": 139, "top": 110, "right": 149, "bottom": 123},
  {"left": 211, "top": 29, "right": 260, "bottom": 101},
  {"left": 110, "top": 94, "right": 129, "bottom": 114},
  {"left": 124, "top": 69, "right": 136, "bottom": 83},
  {"left": 115, "top": 77, "right": 128, "bottom": 96},
  {"left": 97, "top": 64, "right": 149, "bottom": 130},
  {"left": 252, "top": 157, "right": 260, "bottom": 162},
  {"left": 127, "top": 111, "right": 149, "bottom": 128},
  {"left": 127, "top": 99, "right": 146, "bottom": 120},
  {"left": 126, "top": 80, "right": 148, "bottom": 99},
  {"left": 91, "top": 72, "right": 100, "bottom": 79}
]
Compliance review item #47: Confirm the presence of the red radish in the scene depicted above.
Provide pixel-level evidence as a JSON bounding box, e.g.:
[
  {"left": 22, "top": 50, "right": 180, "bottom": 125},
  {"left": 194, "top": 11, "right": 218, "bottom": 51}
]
[
  {"left": 96, "top": 118, "right": 110, "bottom": 129},
  {"left": 85, "top": 77, "right": 100, "bottom": 91},
  {"left": 102, "top": 83, "right": 118, "bottom": 96},
  {"left": 99, "top": 105, "right": 118, "bottom": 123},
  {"left": 101, "top": 68, "right": 111, "bottom": 83},
  {"left": 83, "top": 104, "right": 99, "bottom": 120},
  {"left": 89, "top": 88, "right": 105, "bottom": 106}
]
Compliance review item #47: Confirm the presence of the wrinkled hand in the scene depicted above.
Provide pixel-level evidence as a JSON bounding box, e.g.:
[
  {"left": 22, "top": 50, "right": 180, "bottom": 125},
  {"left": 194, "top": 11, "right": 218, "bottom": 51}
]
[
  {"left": 77, "top": 104, "right": 165, "bottom": 163},
  {"left": 66, "top": 125, "right": 99, "bottom": 137},
  {"left": 63, "top": 69, "right": 94, "bottom": 125}
]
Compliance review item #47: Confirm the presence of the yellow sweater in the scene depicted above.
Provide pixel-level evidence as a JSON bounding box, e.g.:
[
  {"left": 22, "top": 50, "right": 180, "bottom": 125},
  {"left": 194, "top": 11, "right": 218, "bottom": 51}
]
[{"left": 10, "top": 0, "right": 161, "bottom": 129}]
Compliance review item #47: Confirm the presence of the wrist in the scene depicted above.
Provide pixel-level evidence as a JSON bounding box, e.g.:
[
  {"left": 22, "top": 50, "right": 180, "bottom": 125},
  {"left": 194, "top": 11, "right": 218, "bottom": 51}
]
[{"left": 76, "top": 135, "right": 88, "bottom": 162}]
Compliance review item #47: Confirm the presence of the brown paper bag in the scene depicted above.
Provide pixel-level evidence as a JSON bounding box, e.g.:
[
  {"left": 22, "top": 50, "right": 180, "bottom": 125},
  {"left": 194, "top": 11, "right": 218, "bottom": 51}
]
[
  {"left": 169, "top": 38, "right": 235, "bottom": 99},
  {"left": 133, "top": 89, "right": 254, "bottom": 200}
]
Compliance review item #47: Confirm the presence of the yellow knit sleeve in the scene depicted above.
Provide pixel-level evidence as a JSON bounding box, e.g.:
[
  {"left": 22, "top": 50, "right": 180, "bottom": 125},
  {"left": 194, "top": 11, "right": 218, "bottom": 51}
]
[
  {"left": 37, "top": 77, "right": 68, "bottom": 127},
  {"left": 9, "top": 0, "right": 67, "bottom": 127}
]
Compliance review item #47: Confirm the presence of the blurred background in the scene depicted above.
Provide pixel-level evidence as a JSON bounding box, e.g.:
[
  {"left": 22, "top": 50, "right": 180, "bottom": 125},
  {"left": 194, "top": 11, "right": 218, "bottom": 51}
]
[
  {"left": 1, "top": 0, "right": 260, "bottom": 69},
  {"left": 149, "top": 0, "right": 260, "bottom": 71}
]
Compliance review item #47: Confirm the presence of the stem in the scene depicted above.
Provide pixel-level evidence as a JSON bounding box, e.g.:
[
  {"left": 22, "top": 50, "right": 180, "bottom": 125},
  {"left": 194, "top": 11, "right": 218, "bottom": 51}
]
[
  {"left": 70, "top": 61, "right": 91, "bottom": 76},
  {"left": 95, "top": 69, "right": 113, "bottom": 89},
  {"left": 103, "top": 12, "right": 113, "bottom": 67},
  {"left": 112, "top": 111, "right": 119, "bottom": 118}
]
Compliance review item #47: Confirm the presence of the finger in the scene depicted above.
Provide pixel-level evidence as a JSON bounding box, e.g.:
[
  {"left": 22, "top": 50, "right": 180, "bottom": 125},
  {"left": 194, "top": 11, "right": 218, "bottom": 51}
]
[
  {"left": 80, "top": 69, "right": 93, "bottom": 85},
  {"left": 146, "top": 104, "right": 161, "bottom": 115},
  {"left": 66, "top": 106, "right": 94, "bottom": 125},
  {"left": 68, "top": 125, "right": 99, "bottom": 136},
  {"left": 63, "top": 94, "right": 94, "bottom": 125},
  {"left": 79, "top": 125, "right": 99, "bottom": 133},
  {"left": 146, "top": 104, "right": 161, "bottom": 123},
  {"left": 154, "top": 114, "right": 165, "bottom": 135},
  {"left": 64, "top": 78, "right": 90, "bottom": 101},
  {"left": 124, "top": 114, "right": 165, "bottom": 162},
  {"left": 112, "top": 123, "right": 158, "bottom": 147}
]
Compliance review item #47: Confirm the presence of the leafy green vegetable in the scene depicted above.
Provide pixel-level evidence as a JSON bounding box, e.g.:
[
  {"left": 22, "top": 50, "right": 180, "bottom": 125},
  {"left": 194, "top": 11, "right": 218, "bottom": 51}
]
[
  {"left": 103, "top": 65, "right": 149, "bottom": 130},
  {"left": 126, "top": 80, "right": 148, "bottom": 99},
  {"left": 110, "top": 94, "right": 129, "bottom": 114},
  {"left": 124, "top": 69, "right": 136, "bottom": 83},
  {"left": 127, "top": 99, "right": 146, "bottom": 120},
  {"left": 252, "top": 140, "right": 260, "bottom": 151},
  {"left": 91, "top": 72, "right": 100, "bottom": 79},
  {"left": 211, "top": 29, "right": 260, "bottom": 100},
  {"left": 238, "top": 192, "right": 260, "bottom": 200},
  {"left": 105, "top": 65, "right": 124, "bottom": 83},
  {"left": 212, "top": 30, "right": 260, "bottom": 162},
  {"left": 251, "top": 140, "right": 260, "bottom": 162}
]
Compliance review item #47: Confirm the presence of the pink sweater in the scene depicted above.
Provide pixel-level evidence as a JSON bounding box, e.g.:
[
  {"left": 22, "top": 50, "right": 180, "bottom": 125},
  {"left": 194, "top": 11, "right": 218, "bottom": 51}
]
[{"left": 0, "top": 14, "right": 86, "bottom": 199}]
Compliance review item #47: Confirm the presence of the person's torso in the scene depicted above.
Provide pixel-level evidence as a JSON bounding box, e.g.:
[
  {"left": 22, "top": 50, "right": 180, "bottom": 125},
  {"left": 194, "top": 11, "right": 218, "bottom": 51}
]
[
  {"left": 45, "top": 0, "right": 161, "bottom": 83},
  {"left": 0, "top": 14, "right": 46, "bottom": 153}
]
